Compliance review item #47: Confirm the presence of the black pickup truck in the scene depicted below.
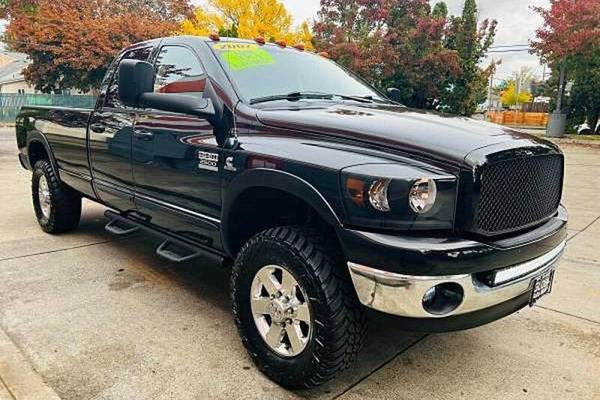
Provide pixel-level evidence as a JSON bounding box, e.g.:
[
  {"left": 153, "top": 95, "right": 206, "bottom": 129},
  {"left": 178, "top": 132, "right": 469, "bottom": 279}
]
[{"left": 16, "top": 35, "right": 567, "bottom": 388}]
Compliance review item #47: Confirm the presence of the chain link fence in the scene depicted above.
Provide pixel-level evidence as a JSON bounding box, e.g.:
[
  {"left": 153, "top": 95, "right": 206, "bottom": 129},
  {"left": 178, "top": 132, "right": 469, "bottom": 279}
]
[{"left": 0, "top": 94, "right": 97, "bottom": 122}]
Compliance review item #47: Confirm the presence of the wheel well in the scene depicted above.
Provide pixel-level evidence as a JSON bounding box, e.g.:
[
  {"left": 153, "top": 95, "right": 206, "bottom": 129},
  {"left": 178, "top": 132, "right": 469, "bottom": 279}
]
[
  {"left": 28, "top": 140, "right": 49, "bottom": 168},
  {"left": 225, "top": 187, "right": 338, "bottom": 256}
]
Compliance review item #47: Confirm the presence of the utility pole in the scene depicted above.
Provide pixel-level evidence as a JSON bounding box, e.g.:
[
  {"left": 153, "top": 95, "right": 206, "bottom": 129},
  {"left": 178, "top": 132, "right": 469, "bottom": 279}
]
[
  {"left": 555, "top": 62, "right": 565, "bottom": 112},
  {"left": 487, "top": 58, "right": 501, "bottom": 113},
  {"left": 516, "top": 74, "right": 521, "bottom": 109},
  {"left": 487, "top": 71, "right": 494, "bottom": 112},
  {"left": 546, "top": 60, "right": 567, "bottom": 137},
  {"left": 541, "top": 63, "right": 546, "bottom": 82}
]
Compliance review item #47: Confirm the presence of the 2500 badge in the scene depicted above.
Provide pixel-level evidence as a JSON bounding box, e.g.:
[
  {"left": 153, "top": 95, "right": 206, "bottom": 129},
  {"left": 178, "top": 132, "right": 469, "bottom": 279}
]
[{"left": 198, "top": 151, "right": 219, "bottom": 172}]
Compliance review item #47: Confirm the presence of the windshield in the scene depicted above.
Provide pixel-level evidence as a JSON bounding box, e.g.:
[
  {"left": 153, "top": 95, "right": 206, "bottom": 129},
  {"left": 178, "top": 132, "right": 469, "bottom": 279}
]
[{"left": 209, "top": 41, "right": 385, "bottom": 103}]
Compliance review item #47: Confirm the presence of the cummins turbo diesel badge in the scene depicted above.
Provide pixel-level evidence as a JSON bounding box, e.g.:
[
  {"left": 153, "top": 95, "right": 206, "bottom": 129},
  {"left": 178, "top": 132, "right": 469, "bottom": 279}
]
[
  {"left": 214, "top": 43, "right": 275, "bottom": 70},
  {"left": 198, "top": 151, "right": 218, "bottom": 171}
]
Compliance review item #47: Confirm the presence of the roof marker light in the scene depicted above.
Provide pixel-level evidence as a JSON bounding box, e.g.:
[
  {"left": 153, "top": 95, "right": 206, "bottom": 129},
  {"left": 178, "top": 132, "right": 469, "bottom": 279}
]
[
  {"left": 318, "top": 51, "right": 329, "bottom": 58},
  {"left": 209, "top": 32, "right": 220, "bottom": 41},
  {"left": 254, "top": 36, "right": 266, "bottom": 45},
  {"left": 275, "top": 40, "right": 287, "bottom": 48},
  {"left": 293, "top": 44, "right": 305, "bottom": 51}
]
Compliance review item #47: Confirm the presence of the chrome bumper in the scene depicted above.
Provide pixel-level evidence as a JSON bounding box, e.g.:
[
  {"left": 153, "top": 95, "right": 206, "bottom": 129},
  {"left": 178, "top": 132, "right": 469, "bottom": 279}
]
[{"left": 348, "top": 241, "right": 565, "bottom": 318}]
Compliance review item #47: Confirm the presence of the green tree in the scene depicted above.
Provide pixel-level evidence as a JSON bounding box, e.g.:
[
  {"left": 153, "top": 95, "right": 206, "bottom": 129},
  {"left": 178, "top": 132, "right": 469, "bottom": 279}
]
[
  {"left": 432, "top": 1, "right": 447, "bottom": 19},
  {"left": 567, "top": 53, "right": 600, "bottom": 133},
  {"left": 441, "top": 0, "right": 497, "bottom": 115}
]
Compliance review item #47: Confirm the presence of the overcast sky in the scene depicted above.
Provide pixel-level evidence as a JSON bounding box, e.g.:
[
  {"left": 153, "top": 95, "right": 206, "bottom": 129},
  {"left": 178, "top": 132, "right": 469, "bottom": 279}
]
[
  {"left": 281, "top": 0, "right": 551, "bottom": 83},
  {"left": 1, "top": 1, "right": 551, "bottom": 83}
]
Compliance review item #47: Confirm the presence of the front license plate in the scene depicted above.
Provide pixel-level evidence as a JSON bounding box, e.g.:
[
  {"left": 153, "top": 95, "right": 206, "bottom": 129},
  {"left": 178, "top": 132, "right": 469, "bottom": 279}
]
[{"left": 529, "top": 268, "right": 555, "bottom": 306}]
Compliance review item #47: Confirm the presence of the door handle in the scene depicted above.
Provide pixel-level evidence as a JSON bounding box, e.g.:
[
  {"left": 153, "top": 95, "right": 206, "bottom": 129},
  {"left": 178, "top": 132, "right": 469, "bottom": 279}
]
[
  {"left": 90, "top": 123, "right": 105, "bottom": 133},
  {"left": 133, "top": 130, "right": 154, "bottom": 141}
]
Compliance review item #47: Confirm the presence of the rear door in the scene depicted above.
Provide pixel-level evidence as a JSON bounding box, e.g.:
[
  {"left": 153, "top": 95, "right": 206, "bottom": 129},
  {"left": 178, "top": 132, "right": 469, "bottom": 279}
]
[
  {"left": 132, "top": 44, "right": 222, "bottom": 249},
  {"left": 89, "top": 45, "right": 154, "bottom": 211}
]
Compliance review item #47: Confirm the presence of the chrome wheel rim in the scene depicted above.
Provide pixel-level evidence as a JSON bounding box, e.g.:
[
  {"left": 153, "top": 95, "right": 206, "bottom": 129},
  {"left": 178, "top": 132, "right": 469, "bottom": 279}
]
[
  {"left": 38, "top": 175, "right": 51, "bottom": 218},
  {"left": 250, "top": 265, "right": 311, "bottom": 357}
]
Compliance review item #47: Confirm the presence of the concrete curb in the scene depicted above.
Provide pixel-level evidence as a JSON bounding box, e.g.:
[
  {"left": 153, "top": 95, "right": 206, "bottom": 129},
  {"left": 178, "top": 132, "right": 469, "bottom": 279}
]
[
  {"left": 547, "top": 137, "right": 600, "bottom": 149},
  {"left": 0, "top": 328, "right": 61, "bottom": 400}
]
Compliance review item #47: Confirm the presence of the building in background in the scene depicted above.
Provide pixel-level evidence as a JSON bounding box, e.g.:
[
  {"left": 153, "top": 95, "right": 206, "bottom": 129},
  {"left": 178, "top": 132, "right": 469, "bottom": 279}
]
[{"left": 0, "top": 51, "right": 34, "bottom": 94}]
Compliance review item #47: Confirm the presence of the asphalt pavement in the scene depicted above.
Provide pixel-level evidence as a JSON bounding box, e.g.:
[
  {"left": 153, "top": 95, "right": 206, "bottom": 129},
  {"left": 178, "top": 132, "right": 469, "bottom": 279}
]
[{"left": 0, "top": 127, "right": 598, "bottom": 400}]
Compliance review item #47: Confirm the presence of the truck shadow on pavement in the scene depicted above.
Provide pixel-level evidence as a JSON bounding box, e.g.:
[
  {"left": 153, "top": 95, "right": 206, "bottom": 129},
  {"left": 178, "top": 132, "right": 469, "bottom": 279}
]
[{"left": 90, "top": 211, "right": 425, "bottom": 398}]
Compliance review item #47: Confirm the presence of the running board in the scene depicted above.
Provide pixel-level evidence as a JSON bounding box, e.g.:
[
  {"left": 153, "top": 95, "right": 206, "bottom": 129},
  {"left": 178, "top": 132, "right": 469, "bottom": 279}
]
[
  {"left": 105, "top": 218, "right": 140, "bottom": 236},
  {"left": 104, "top": 209, "right": 226, "bottom": 265},
  {"left": 156, "top": 240, "right": 204, "bottom": 263}
]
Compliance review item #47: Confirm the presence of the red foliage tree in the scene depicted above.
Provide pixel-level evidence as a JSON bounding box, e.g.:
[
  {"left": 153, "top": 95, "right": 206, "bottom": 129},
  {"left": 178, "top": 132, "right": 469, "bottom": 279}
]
[
  {"left": 530, "top": 0, "right": 599, "bottom": 60},
  {"left": 2, "top": 0, "right": 191, "bottom": 93},
  {"left": 313, "top": 0, "right": 464, "bottom": 110}
]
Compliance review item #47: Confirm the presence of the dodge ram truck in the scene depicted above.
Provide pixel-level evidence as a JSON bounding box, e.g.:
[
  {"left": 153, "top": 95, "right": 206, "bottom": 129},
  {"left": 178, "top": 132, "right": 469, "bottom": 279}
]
[{"left": 15, "top": 35, "right": 567, "bottom": 389}]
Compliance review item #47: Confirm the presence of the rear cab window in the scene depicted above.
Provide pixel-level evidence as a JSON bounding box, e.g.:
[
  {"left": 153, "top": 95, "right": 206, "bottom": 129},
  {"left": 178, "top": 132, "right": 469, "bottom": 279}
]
[
  {"left": 103, "top": 46, "right": 153, "bottom": 109},
  {"left": 153, "top": 46, "right": 206, "bottom": 95}
]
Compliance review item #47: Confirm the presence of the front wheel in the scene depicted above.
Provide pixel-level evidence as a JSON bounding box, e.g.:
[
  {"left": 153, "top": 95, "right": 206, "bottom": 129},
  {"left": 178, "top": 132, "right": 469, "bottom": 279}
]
[
  {"left": 32, "top": 159, "right": 81, "bottom": 233},
  {"left": 231, "top": 226, "right": 367, "bottom": 389}
]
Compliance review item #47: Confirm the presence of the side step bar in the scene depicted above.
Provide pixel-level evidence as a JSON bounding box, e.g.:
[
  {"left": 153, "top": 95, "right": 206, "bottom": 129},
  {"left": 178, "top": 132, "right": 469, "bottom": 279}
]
[
  {"left": 105, "top": 218, "right": 140, "bottom": 236},
  {"left": 104, "top": 209, "right": 225, "bottom": 265}
]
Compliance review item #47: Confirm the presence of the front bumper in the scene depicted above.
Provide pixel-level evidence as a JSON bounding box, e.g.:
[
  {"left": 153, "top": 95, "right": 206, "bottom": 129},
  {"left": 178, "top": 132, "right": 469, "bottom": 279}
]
[
  {"left": 341, "top": 206, "right": 567, "bottom": 331},
  {"left": 349, "top": 240, "right": 564, "bottom": 320}
]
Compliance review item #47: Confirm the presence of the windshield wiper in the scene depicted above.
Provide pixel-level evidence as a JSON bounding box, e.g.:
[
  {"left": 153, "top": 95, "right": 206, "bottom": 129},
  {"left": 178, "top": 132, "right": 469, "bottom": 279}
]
[
  {"left": 250, "top": 91, "right": 377, "bottom": 105},
  {"left": 250, "top": 92, "right": 333, "bottom": 105}
]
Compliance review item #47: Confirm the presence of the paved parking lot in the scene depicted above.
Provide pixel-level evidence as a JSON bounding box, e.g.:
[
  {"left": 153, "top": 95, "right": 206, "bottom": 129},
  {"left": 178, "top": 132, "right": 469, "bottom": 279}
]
[{"left": 0, "top": 127, "right": 599, "bottom": 400}]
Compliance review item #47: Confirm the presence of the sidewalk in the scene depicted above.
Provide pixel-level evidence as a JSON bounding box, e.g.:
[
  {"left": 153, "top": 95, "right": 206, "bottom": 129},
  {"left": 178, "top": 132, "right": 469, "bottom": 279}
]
[{"left": 0, "top": 328, "right": 61, "bottom": 400}]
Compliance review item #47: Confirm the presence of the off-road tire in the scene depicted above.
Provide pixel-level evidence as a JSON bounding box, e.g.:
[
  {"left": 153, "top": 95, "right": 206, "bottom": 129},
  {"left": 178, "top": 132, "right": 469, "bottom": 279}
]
[
  {"left": 32, "top": 159, "right": 81, "bottom": 233},
  {"left": 231, "top": 226, "right": 367, "bottom": 389}
]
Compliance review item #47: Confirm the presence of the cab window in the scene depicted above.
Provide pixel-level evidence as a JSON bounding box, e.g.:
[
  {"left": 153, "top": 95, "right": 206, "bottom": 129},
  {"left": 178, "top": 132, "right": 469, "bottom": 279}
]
[{"left": 153, "top": 46, "right": 206, "bottom": 94}]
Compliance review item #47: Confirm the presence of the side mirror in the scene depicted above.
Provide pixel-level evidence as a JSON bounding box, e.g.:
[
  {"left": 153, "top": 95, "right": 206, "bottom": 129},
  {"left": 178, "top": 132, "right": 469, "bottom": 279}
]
[
  {"left": 118, "top": 59, "right": 154, "bottom": 107},
  {"left": 118, "top": 59, "right": 216, "bottom": 121},
  {"left": 386, "top": 87, "right": 402, "bottom": 103},
  {"left": 138, "top": 93, "right": 216, "bottom": 121}
]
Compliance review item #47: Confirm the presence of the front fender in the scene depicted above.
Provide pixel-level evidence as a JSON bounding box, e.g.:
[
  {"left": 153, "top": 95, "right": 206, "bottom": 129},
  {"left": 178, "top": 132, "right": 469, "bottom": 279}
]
[{"left": 221, "top": 168, "right": 343, "bottom": 255}]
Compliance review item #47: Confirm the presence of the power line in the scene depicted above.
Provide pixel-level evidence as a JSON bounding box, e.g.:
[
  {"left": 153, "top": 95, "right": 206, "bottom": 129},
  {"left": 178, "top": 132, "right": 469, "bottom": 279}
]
[
  {"left": 488, "top": 49, "right": 531, "bottom": 53},
  {"left": 489, "top": 44, "right": 530, "bottom": 49}
]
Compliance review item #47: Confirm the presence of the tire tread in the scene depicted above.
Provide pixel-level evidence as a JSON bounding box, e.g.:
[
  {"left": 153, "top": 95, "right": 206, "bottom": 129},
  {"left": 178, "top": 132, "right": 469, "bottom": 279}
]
[{"left": 231, "top": 225, "right": 367, "bottom": 389}]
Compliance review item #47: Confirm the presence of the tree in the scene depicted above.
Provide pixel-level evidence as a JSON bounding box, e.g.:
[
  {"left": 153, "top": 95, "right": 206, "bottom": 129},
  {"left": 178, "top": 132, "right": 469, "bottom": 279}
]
[
  {"left": 431, "top": 1, "right": 447, "bottom": 18},
  {"left": 562, "top": 53, "right": 600, "bottom": 134},
  {"left": 2, "top": 0, "right": 191, "bottom": 93},
  {"left": 180, "top": 0, "right": 313, "bottom": 49},
  {"left": 511, "top": 66, "right": 535, "bottom": 93},
  {"left": 313, "top": 0, "right": 462, "bottom": 110},
  {"left": 441, "top": 0, "right": 497, "bottom": 115},
  {"left": 531, "top": 0, "right": 600, "bottom": 133},
  {"left": 500, "top": 81, "right": 532, "bottom": 108}
]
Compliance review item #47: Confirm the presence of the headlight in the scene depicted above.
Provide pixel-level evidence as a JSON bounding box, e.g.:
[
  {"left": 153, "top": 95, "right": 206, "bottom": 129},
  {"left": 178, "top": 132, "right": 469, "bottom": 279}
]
[
  {"left": 368, "top": 178, "right": 391, "bottom": 212},
  {"left": 340, "top": 163, "right": 457, "bottom": 231},
  {"left": 409, "top": 178, "right": 437, "bottom": 213}
]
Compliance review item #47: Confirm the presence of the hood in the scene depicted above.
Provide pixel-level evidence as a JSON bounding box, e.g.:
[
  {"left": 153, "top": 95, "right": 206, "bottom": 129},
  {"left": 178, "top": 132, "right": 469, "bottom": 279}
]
[{"left": 256, "top": 103, "right": 547, "bottom": 166}]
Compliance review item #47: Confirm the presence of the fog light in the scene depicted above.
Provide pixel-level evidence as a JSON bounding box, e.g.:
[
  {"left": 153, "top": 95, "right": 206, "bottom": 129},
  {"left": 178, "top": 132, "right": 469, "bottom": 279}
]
[
  {"left": 409, "top": 178, "right": 437, "bottom": 213},
  {"left": 421, "top": 282, "right": 464, "bottom": 316}
]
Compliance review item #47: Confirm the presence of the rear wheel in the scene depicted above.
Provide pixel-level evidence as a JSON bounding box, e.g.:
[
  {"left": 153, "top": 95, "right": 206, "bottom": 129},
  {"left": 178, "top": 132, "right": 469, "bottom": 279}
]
[
  {"left": 231, "top": 226, "right": 367, "bottom": 389},
  {"left": 32, "top": 159, "right": 81, "bottom": 233}
]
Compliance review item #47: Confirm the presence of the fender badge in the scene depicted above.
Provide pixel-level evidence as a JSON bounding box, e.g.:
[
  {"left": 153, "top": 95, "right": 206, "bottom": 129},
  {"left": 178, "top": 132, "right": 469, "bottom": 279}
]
[
  {"left": 198, "top": 151, "right": 219, "bottom": 172},
  {"left": 224, "top": 156, "right": 237, "bottom": 172}
]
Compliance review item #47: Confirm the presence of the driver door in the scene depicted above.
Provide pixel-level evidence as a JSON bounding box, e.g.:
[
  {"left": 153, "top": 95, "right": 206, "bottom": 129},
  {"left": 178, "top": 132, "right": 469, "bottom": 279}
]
[{"left": 132, "top": 44, "right": 222, "bottom": 249}]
